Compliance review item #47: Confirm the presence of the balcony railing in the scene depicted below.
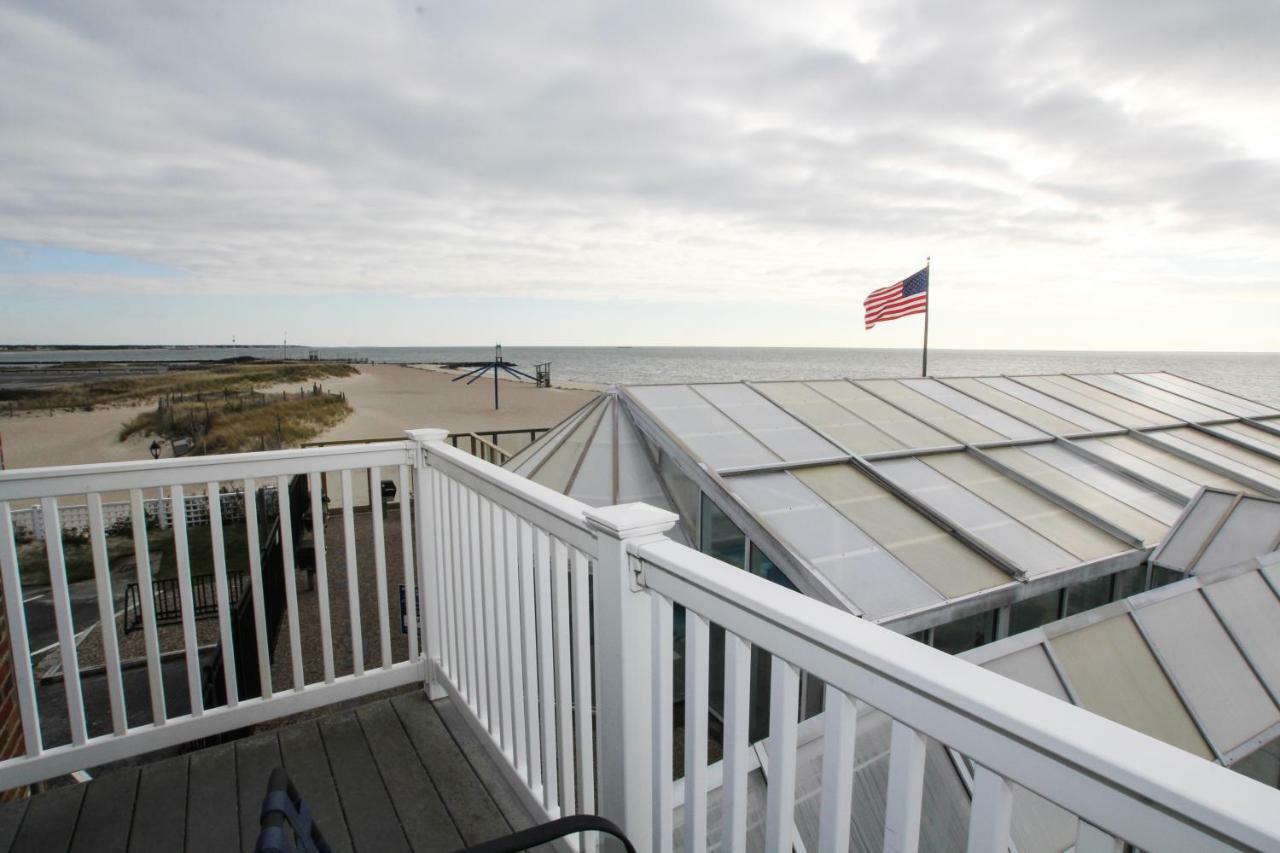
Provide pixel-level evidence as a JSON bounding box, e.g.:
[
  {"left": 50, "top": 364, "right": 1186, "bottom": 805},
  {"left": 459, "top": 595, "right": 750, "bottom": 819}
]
[{"left": 1, "top": 432, "right": 1278, "bottom": 851}]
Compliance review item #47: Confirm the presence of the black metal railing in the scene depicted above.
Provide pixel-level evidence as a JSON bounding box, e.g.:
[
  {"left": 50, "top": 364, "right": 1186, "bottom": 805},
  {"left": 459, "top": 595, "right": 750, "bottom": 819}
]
[{"left": 123, "top": 571, "right": 249, "bottom": 633}]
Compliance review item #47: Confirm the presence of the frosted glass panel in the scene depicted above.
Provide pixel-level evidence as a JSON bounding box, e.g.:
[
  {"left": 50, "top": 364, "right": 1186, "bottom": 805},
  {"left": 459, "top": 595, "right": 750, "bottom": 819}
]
[
  {"left": 1137, "top": 592, "right": 1280, "bottom": 753},
  {"left": 1020, "top": 443, "right": 1182, "bottom": 525},
  {"left": 1162, "top": 428, "right": 1280, "bottom": 480},
  {"left": 979, "top": 377, "right": 1118, "bottom": 432},
  {"left": 1195, "top": 498, "right": 1280, "bottom": 573},
  {"left": 1075, "top": 374, "right": 1231, "bottom": 422},
  {"left": 1095, "top": 435, "right": 1258, "bottom": 495},
  {"left": 566, "top": 398, "right": 615, "bottom": 505},
  {"left": 859, "top": 380, "right": 1003, "bottom": 444},
  {"left": 1212, "top": 422, "right": 1280, "bottom": 454},
  {"left": 728, "top": 472, "right": 944, "bottom": 618},
  {"left": 1144, "top": 431, "right": 1280, "bottom": 492},
  {"left": 1156, "top": 490, "right": 1235, "bottom": 571},
  {"left": 875, "top": 457, "right": 1075, "bottom": 575},
  {"left": 1204, "top": 571, "right": 1280, "bottom": 701},
  {"left": 1014, "top": 376, "right": 1159, "bottom": 429},
  {"left": 942, "top": 377, "right": 1086, "bottom": 435},
  {"left": 794, "top": 464, "right": 1011, "bottom": 598},
  {"left": 531, "top": 399, "right": 608, "bottom": 493},
  {"left": 807, "top": 380, "right": 952, "bottom": 449},
  {"left": 1040, "top": 375, "right": 1177, "bottom": 426},
  {"left": 984, "top": 645, "right": 1069, "bottom": 700},
  {"left": 1050, "top": 615, "right": 1213, "bottom": 759},
  {"left": 510, "top": 398, "right": 598, "bottom": 475},
  {"left": 628, "top": 384, "right": 778, "bottom": 470},
  {"left": 694, "top": 383, "right": 841, "bottom": 462},
  {"left": 753, "top": 381, "right": 902, "bottom": 453},
  {"left": 1129, "top": 372, "right": 1279, "bottom": 418},
  {"left": 898, "top": 378, "right": 1045, "bottom": 440}
]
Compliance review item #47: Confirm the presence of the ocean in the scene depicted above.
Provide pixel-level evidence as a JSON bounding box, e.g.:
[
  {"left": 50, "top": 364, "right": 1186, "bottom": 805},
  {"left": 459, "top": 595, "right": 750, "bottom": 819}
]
[{"left": 3, "top": 346, "right": 1279, "bottom": 406}]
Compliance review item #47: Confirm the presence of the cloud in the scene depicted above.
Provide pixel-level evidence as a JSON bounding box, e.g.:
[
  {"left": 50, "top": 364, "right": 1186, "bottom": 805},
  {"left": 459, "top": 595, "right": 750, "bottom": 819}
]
[{"left": 0, "top": 0, "right": 1276, "bottom": 326}]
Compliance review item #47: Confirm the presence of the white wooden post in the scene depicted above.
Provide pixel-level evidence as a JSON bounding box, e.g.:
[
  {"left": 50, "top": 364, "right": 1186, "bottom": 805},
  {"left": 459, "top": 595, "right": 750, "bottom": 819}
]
[
  {"left": 586, "top": 502, "right": 679, "bottom": 853},
  {"left": 408, "top": 428, "right": 449, "bottom": 700}
]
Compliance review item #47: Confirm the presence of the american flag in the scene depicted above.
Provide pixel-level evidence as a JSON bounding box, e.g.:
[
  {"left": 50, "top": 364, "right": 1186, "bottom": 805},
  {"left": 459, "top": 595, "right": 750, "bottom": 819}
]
[{"left": 864, "top": 266, "right": 928, "bottom": 330}]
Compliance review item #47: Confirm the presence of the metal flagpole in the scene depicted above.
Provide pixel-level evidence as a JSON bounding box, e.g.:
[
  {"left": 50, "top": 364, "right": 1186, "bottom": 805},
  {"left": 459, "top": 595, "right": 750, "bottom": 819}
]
[{"left": 921, "top": 257, "right": 930, "bottom": 377}]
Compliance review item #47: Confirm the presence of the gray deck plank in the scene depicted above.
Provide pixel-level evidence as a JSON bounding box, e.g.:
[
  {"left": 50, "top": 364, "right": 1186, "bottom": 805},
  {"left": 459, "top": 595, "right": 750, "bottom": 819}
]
[
  {"left": 0, "top": 798, "right": 28, "bottom": 853},
  {"left": 235, "top": 732, "right": 282, "bottom": 853},
  {"left": 356, "top": 699, "right": 463, "bottom": 853},
  {"left": 186, "top": 742, "right": 239, "bottom": 853},
  {"left": 12, "top": 783, "right": 85, "bottom": 853},
  {"left": 318, "top": 707, "right": 411, "bottom": 853},
  {"left": 277, "top": 720, "right": 354, "bottom": 853},
  {"left": 127, "top": 754, "right": 189, "bottom": 853},
  {"left": 391, "top": 693, "right": 514, "bottom": 846},
  {"left": 69, "top": 767, "right": 139, "bottom": 853}
]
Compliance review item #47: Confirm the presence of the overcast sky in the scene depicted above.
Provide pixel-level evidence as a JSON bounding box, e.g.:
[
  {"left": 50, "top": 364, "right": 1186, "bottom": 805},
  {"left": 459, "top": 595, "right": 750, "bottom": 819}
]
[{"left": 1, "top": 0, "right": 1277, "bottom": 350}]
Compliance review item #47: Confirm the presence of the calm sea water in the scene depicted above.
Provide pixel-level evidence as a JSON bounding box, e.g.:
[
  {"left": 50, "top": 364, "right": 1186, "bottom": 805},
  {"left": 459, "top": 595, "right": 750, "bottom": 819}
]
[{"left": 4, "top": 346, "right": 1279, "bottom": 406}]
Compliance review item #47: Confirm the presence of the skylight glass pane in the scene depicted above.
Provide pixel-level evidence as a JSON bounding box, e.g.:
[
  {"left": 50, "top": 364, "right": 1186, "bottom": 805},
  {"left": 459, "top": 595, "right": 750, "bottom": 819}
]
[
  {"left": 1074, "top": 374, "right": 1231, "bottom": 422},
  {"left": 978, "top": 377, "right": 1118, "bottom": 432},
  {"left": 509, "top": 398, "right": 598, "bottom": 475},
  {"left": 1039, "top": 375, "right": 1178, "bottom": 427},
  {"left": 531, "top": 397, "right": 608, "bottom": 493},
  {"left": 1094, "top": 435, "right": 1259, "bottom": 495},
  {"left": 566, "top": 398, "right": 615, "bottom": 506},
  {"left": 942, "top": 377, "right": 1086, "bottom": 435},
  {"left": 753, "top": 381, "right": 902, "bottom": 453},
  {"left": 1195, "top": 498, "right": 1280, "bottom": 573},
  {"left": 979, "top": 452, "right": 1173, "bottom": 550},
  {"left": 614, "top": 408, "right": 669, "bottom": 506},
  {"left": 1136, "top": 592, "right": 1280, "bottom": 754},
  {"left": 983, "top": 645, "right": 1069, "bottom": 700},
  {"left": 693, "top": 383, "right": 841, "bottom": 462},
  {"left": 1204, "top": 571, "right": 1280, "bottom": 702},
  {"left": 1050, "top": 615, "right": 1213, "bottom": 759},
  {"left": 627, "top": 384, "right": 778, "bottom": 470},
  {"left": 728, "top": 472, "right": 944, "bottom": 619},
  {"left": 924, "top": 452, "right": 1128, "bottom": 561},
  {"left": 875, "top": 457, "right": 1076, "bottom": 575},
  {"left": 1210, "top": 422, "right": 1280, "bottom": 455},
  {"left": 898, "top": 378, "right": 1046, "bottom": 440},
  {"left": 858, "top": 380, "right": 1004, "bottom": 444},
  {"left": 1155, "top": 490, "right": 1235, "bottom": 572},
  {"left": 1129, "top": 372, "right": 1280, "bottom": 418},
  {"left": 806, "top": 380, "right": 952, "bottom": 449},
  {"left": 1143, "top": 431, "right": 1280, "bottom": 492},
  {"left": 1013, "top": 376, "right": 1160, "bottom": 429},
  {"left": 1161, "top": 428, "right": 1280, "bottom": 480},
  {"left": 793, "top": 464, "right": 1011, "bottom": 598}
]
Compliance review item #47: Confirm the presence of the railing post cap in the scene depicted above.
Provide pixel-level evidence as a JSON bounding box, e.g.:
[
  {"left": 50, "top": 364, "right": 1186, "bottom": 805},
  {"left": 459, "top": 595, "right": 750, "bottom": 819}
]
[
  {"left": 405, "top": 428, "right": 450, "bottom": 443},
  {"left": 585, "top": 502, "right": 679, "bottom": 538}
]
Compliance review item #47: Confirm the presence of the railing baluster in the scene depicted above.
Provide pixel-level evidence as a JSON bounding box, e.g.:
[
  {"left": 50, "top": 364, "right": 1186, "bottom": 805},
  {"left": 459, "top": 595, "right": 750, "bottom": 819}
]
[
  {"left": 470, "top": 489, "right": 489, "bottom": 723},
  {"left": 87, "top": 494, "right": 127, "bottom": 735},
  {"left": 481, "top": 498, "right": 500, "bottom": 735},
  {"left": 519, "top": 520, "right": 544, "bottom": 797},
  {"left": 449, "top": 478, "right": 468, "bottom": 698},
  {"left": 684, "top": 611, "right": 711, "bottom": 853},
  {"left": 721, "top": 632, "right": 751, "bottom": 853},
  {"left": 571, "top": 546, "right": 596, "bottom": 844},
  {"left": 243, "top": 478, "right": 272, "bottom": 698},
  {"left": 884, "top": 721, "right": 927, "bottom": 853},
  {"left": 493, "top": 505, "right": 514, "bottom": 758},
  {"left": 459, "top": 482, "right": 479, "bottom": 707},
  {"left": 439, "top": 472, "right": 459, "bottom": 684},
  {"left": 400, "top": 464, "right": 418, "bottom": 664},
  {"left": 652, "top": 594, "right": 674, "bottom": 853},
  {"left": 535, "top": 527, "right": 560, "bottom": 815},
  {"left": 368, "top": 467, "right": 392, "bottom": 670},
  {"left": 169, "top": 486, "right": 203, "bottom": 717},
  {"left": 764, "top": 656, "right": 800, "bottom": 853},
  {"left": 308, "top": 472, "right": 335, "bottom": 684},
  {"left": 340, "top": 470, "right": 364, "bottom": 677},
  {"left": 275, "top": 476, "right": 303, "bottom": 690},
  {"left": 1075, "top": 821, "right": 1123, "bottom": 853},
  {"left": 0, "top": 501, "right": 41, "bottom": 754},
  {"left": 819, "top": 686, "right": 858, "bottom": 853},
  {"left": 505, "top": 509, "right": 528, "bottom": 779},
  {"left": 207, "top": 483, "right": 240, "bottom": 703},
  {"left": 966, "top": 765, "right": 1013, "bottom": 853},
  {"left": 42, "top": 498, "right": 87, "bottom": 745},
  {"left": 553, "top": 537, "right": 576, "bottom": 817},
  {"left": 129, "top": 489, "right": 166, "bottom": 725}
]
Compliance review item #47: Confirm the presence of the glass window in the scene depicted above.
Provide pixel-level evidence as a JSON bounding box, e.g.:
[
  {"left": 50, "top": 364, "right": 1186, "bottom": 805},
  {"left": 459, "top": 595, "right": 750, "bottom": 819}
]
[
  {"left": 1150, "top": 566, "right": 1186, "bottom": 589},
  {"left": 859, "top": 379, "right": 1003, "bottom": 444},
  {"left": 1063, "top": 574, "right": 1112, "bottom": 617},
  {"left": 753, "top": 381, "right": 902, "bottom": 454},
  {"left": 1009, "top": 589, "right": 1062, "bottom": 636},
  {"left": 694, "top": 383, "right": 840, "bottom": 462},
  {"left": 1110, "top": 564, "right": 1147, "bottom": 599},
  {"left": 657, "top": 449, "right": 701, "bottom": 544},
  {"left": 749, "top": 544, "right": 797, "bottom": 591},
  {"left": 932, "top": 609, "right": 997, "bottom": 654},
  {"left": 700, "top": 492, "right": 746, "bottom": 567}
]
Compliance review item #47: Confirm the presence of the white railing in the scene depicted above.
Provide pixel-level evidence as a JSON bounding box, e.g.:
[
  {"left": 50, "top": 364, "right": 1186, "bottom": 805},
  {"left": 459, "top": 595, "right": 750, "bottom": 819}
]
[
  {"left": 1, "top": 431, "right": 1279, "bottom": 852},
  {"left": 9, "top": 486, "right": 278, "bottom": 540}
]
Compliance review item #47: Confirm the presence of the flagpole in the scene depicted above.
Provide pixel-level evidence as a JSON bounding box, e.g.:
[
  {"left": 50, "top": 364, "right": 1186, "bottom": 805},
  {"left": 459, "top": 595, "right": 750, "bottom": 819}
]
[{"left": 921, "top": 256, "right": 930, "bottom": 377}]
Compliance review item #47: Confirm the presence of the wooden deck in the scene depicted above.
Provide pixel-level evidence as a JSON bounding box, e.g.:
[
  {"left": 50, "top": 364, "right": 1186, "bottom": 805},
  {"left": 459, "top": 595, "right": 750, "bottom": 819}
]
[{"left": 0, "top": 691, "right": 543, "bottom": 853}]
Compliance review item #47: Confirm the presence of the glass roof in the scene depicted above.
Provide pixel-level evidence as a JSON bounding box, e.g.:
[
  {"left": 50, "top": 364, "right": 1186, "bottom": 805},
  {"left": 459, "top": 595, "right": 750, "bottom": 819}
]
[
  {"left": 511, "top": 373, "right": 1280, "bottom": 627},
  {"left": 1153, "top": 489, "right": 1280, "bottom": 575}
]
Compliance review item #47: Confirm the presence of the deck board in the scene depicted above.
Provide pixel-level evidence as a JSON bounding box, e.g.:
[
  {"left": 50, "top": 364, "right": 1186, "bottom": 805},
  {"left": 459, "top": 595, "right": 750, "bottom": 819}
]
[
  {"left": 69, "top": 767, "right": 138, "bottom": 853},
  {"left": 0, "top": 693, "right": 545, "bottom": 853}
]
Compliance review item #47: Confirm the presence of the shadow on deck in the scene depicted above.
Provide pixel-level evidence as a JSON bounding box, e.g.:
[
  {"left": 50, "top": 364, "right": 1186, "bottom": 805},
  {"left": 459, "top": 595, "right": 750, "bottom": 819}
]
[{"left": 0, "top": 691, "right": 543, "bottom": 853}]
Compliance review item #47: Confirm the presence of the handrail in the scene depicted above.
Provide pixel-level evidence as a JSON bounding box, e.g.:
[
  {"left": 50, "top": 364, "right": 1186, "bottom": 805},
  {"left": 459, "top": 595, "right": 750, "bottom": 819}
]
[
  {"left": 466, "top": 432, "right": 512, "bottom": 465},
  {"left": 633, "top": 536, "right": 1280, "bottom": 852}
]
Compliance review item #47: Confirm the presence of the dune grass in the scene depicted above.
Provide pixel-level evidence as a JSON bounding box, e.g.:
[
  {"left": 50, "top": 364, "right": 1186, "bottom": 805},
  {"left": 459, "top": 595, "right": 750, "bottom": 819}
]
[{"left": 119, "top": 392, "right": 352, "bottom": 454}]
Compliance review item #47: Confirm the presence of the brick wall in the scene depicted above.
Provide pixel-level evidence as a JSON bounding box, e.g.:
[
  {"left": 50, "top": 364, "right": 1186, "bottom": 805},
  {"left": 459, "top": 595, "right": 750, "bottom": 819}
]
[{"left": 0, "top": 605, "right": 28, "bottom": 801}]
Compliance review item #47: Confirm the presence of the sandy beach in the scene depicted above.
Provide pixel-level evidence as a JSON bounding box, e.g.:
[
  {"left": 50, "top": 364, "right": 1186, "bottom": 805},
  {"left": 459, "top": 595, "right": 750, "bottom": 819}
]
[{"left": 0, "top": 363, "right": 598, "bottom": 470}]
